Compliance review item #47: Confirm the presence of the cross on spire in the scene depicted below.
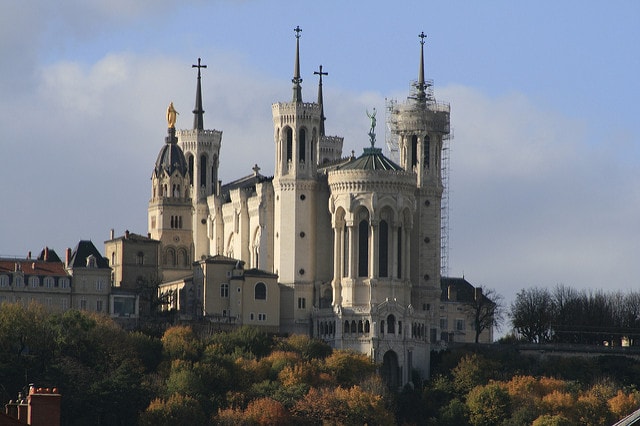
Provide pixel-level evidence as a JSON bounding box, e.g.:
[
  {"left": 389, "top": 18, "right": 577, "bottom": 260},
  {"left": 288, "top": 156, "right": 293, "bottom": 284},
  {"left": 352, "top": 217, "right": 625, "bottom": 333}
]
[
  {"left": 192, "top": 57, "right": 207, "bottom": 130},
  {"left": 419, "top": 31, "right": 427, "bottom": 46},
  {"left": 292, "top": 26, "right": 303, "bottom": 102},
  {"left": 314, "top": 65, "right": 328, "bottom": 136}
]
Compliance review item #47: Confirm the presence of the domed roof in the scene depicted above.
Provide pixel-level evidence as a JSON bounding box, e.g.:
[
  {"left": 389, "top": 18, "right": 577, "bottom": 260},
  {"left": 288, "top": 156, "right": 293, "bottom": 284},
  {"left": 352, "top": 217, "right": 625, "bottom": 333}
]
[
  {"left": 339, "top": 147, "right": 403, "bottom": 171},
  {"left": 154, "top": 128, "right": 188, "bottom": 177}
]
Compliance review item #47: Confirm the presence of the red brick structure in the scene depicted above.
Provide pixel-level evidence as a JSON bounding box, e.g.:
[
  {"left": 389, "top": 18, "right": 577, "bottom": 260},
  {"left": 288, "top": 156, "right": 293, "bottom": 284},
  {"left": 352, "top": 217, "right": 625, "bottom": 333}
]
[{"left": 2, "top": 386, "right": 61, "bottom": 426}]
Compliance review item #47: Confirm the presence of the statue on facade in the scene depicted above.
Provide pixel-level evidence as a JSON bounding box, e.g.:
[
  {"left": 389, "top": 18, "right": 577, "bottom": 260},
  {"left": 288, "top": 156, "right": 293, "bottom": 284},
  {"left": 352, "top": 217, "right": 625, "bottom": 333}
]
[{"left": 166, "top": 102, "right": 179, "bottom": 128}]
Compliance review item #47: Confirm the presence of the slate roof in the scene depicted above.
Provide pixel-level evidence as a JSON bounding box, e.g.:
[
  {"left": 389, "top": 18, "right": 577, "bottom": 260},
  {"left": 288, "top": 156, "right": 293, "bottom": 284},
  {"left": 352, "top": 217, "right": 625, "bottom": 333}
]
[
  {"left": 440, "top": 276, "right": 479, "bottom": 303},
  {"left": 37, "top": 247, "right": 62, "bottom": 263},
  {"left": 219, "top": 173, "right": 272, "bottom": 202},
  {"left": 337, "top": 147, "right": 403, "bottom": 171},
  {"left": 154, "top": 142, "right": 188, "bottom": 178},
  {"left": 0, "top": 259, "right": 68, "bottom": 276},
  {"left": 68, "top": 240, "right": 110, "bottom": 269}
]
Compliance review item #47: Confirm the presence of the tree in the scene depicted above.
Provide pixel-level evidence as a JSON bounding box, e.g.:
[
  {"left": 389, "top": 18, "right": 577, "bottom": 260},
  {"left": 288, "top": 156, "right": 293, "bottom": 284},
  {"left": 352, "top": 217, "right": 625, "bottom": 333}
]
[
  {"left": 463, "top": 287, "right": 504, "bottom": 343},
  {"left": 139, "top": 393, "right": 206, "bottom": 426},
  {"left": 466, "top": 382, "right": 511, "bottom": 426},
  {"left": 510, "top": 287, "right": 555, "bottom": 343}
]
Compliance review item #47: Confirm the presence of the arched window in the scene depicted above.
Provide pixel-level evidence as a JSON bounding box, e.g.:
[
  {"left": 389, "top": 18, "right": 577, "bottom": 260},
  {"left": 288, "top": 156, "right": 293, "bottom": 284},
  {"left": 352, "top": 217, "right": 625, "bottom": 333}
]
[
  {"left": 397, "top": 227, "right": 402, "bottom": 279},
  {"left": 358, "top": 320, "right": 364, "bottom": 333},
  {"left": 351, "top": 320, "right": 357, "bottom": 333},
  {"left": 358, "top": 219, "right": 369, "bottom": 277},
  {"left": 177, "top": 249, "right": 188, "bottom": 267},
  {"left": 166, "top": 248, "right": 176, "bottom": 266},
  {"left": 200, "top": 155, "right": 207, "bottom": 189},
  {"left": 378, "top": 220, "right": 389, "bottom": 277},
  {"left": 285, "top": 127, "right": 293, "bottom": 162},
  {"left": 0, "top": 275, "right": 8, "bottom": 287},
  {"left": 29, "top": 276, "right": 39, "bottom": 288},
  {"left": 344, "top": 320, "right": 350, "bottom": 334},
  {"left": 411, "top": 135, "right": 418, "bottom": 168},
  {"left": 387, "top": 314, "right": 396, "bottom": 334},
  {"left": 299, "top": 128, "right": 306, "bottom": 162},
  {"left": 365, "top": 320, "right": 370, "bottom": 333},
  {"left": 254, "top": 282, "right": 266, "bottom": 300},
  {"left": 423, "top": 135, "right": 430, "bottom": 168},
  {"left": 187, "top": 155, "right": 194, "bottom": 185},
  {"left": 343, "top": 225, "right": 349, "bottom": 277}
]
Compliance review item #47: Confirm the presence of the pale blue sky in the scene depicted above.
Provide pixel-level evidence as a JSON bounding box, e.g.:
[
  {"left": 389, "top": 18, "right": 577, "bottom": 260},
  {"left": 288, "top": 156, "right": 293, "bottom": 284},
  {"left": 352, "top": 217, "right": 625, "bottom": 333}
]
[{"left": 1, "top": 1, "right": 638, "bottom": 315}]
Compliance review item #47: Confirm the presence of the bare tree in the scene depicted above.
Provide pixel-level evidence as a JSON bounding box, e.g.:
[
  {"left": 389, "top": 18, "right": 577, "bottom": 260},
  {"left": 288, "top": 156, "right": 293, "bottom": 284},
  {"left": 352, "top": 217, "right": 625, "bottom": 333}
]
[
  {"left": 510, "top": 287, "right": 554, "bottom": 343},
  {"left": 464, "top": 287, "right": 504, "bottom": 343}
]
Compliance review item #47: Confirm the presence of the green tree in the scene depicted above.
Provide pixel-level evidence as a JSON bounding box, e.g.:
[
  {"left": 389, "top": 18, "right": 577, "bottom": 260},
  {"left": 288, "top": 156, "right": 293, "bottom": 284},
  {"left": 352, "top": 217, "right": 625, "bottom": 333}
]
[
  {"left": 466, "top": 382, "right": 511, "bottom": 426},
  {"left": 161, "top": 325, "right": 201, "bottom": 361},
  {"left": 139, "top": 393, "right": 206, "bottom": 426}
]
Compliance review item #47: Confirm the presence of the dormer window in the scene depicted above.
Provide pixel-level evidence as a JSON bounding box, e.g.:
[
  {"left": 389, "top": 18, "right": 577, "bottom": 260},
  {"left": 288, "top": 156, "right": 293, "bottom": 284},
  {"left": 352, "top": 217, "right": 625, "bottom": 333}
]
[{"left": 86, "top": 255, "right": 97, "bottom": 268}]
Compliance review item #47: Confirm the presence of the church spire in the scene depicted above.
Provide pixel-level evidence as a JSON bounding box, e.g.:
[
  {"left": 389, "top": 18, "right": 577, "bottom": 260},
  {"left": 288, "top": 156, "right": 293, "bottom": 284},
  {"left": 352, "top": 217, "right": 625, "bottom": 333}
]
[
  {"left": 292, "top": 26, "right": 303, "bottom": 103},
  {"left": 415, "top": 32, "right": 428, "bottom": 102},
  {"left": 192, "top": 57, "right": 207, "bottom": 130},
  {"left": 314, "top": 65, "right": 328, "bottom": 136}
]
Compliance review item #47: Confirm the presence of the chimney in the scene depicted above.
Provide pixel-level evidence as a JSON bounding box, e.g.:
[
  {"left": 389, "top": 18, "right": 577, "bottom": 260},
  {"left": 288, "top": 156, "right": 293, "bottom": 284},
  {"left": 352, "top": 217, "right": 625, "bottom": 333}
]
[
  {"left": 65, "top": 248, "right": 71, "bottom": 268},
  {"left": 447, "top": 285, "right": 457, "bottom": 301},
  {"left": 28, "top": 386, "right": 62, "bottom": 426},
  {"left": 44, "top": 247, "right": 49, "bottom": 261},
  {"left": 475, "top": 287, "right": 483, "bottom": 301},
  {"left": 27, "top": 251, "right": 31, "bottom": 260},
  {"left": 147, "top": 233, "right": 151, "bottom": 238},
  {"left": 125, "top": 230, "right": 130, "bottom": 239},
  {"left": 110, "top": 228, "right": 115, "bottom": 240}
]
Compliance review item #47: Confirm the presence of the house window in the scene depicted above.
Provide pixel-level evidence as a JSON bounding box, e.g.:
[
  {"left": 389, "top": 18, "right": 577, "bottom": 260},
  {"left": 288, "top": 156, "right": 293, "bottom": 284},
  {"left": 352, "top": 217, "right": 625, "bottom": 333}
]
[
  {"left": 45, "top": 297, "right": 52, "bottom": 307},
  {"left": 250, "top": 313, "right": 255, "bottom": 321},
  {"left": 80, "top": 299, "right": 87, "bottom": 310},
  {"left": 29, "top": 277, "right": 39, "bottom": 288},
  {"left": 440, "top": 318, "right": 448, "bottom": 330},
  {"left": 59, "top": 278, "right": 69, "bottom": 289},
  {"left": 86, "top": 256, "right": 97, "bottom": 268},
  {"left": 254, "top": 282, "right": 266, "bottom": 300},
  {"left": 44, "top": 277, "right": 54, "bottom": 288},
  {"left": 0, "top": 275, "right": 8, "bottom": 287},
  {"left": 298, "top": 297, "right": 306, "bottom": 309},
  {"left": 96, "top": 279, "right": 105, "bottom": 291},
  {"left": 136, "top": 252, "right": 144, "bottom": 265},
  {"left": 456, "top": 319, "right": 465, "bottom": 331},
  {"left": 14, "top": 276, "right": 23, "bottom": 287},
  {"left": 60, "top": 299, "right": 69, "bottom": 310},
  {"left": 97, "top": 300, "right": 103, "bottom": 312},
  {"left": 220, "top": 283, "right": 229, "bottom": 298},
  {"left": 258, "top": 313, "right": 266, "bottom": 321}
]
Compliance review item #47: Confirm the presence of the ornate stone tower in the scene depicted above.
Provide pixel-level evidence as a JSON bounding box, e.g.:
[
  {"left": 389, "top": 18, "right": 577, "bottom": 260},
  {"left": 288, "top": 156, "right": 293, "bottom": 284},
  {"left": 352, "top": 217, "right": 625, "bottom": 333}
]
[
  {"left": 148, "top": 106, "right": 194, "bottom": 282},
  {"left": 272, "top": 27, "right": 322, "bottom": 333},
  {"left": 390, "top": 33, "right": 450, "bottom": 316},
  {"left": 177, "top": 58, "right": 223, "bottom": 261}
]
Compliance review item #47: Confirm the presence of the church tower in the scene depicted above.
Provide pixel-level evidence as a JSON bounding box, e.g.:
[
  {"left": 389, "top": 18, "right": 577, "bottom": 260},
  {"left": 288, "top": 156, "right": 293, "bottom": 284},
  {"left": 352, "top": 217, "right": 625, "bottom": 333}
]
[
  {"left": 390, "top": 33, "right": 450, "bottom": 314},
  {"left": 148, "top": 107, "right": 195, "bottom": 282},
  {"left": 178, "top": 58, "right": 223, "bottom": 261},
  {"left": 272, "top": 27, "right": 323, "bottom": 333}
]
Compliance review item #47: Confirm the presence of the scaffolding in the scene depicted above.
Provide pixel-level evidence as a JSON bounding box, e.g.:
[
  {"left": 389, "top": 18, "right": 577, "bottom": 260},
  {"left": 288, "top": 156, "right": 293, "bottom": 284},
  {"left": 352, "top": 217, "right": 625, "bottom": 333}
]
[
  {"left": 440, "top": 130, "right": 452, "bottom": 278},
  {"left": 384, "top": 98, "right": 399, "bottom": 163}
]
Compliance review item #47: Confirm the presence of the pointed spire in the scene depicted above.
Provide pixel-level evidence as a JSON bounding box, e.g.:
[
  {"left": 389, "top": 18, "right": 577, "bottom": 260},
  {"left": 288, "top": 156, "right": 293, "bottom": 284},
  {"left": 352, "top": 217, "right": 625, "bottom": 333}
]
[
  {"left": 192, "top": 58, "right": 207, "bottom": 130},
  {"left": 416, "top": 32, "right": 427, "bottom": 102},
  {"left": 292, "top": 26, "right": 303, "bottom": 103},
  {"left": 314, "top": 65, "right": 328, "bottom": 136}
]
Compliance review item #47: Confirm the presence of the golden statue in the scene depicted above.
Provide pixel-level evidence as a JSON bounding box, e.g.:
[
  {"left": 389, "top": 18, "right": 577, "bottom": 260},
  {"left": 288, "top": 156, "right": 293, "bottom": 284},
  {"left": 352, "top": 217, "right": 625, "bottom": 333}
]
[{"left": 166, "top": 102, "right": 178, "bottom": 128}]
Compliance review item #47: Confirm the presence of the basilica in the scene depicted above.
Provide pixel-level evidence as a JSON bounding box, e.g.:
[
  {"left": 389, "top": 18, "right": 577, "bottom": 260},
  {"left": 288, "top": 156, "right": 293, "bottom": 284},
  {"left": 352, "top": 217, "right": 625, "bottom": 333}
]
[{"left": 144, "top": 29, "right": 451, "bottom": 385}]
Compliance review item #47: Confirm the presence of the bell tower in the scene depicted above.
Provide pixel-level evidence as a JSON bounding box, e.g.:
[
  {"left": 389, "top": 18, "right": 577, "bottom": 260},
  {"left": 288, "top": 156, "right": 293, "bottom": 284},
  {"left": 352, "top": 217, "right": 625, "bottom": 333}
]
[
  {"left": 177, "top": 58, "right": 223, "bottom": 261},
  {"left": 272, "top": 26, "right": 322, "bottom": 333},
  {"left": 148, "top": 106, "right": 195, "bottom": 282},
  {"left": 391, "top": 33, "right": 451, "bottom": 312}
]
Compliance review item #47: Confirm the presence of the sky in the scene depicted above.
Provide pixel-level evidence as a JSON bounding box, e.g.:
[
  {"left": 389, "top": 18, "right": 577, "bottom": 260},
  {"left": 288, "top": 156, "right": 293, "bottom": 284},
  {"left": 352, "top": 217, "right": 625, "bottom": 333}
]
[{"left": 1, "top": 0, "right": 639, "bottom": 326}]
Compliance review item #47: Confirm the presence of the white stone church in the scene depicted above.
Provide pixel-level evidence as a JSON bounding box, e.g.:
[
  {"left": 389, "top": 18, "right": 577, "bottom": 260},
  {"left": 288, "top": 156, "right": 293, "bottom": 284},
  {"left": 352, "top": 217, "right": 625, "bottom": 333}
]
[{"left": 147, "top": 29, "right": 451, "bottom": 386}]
